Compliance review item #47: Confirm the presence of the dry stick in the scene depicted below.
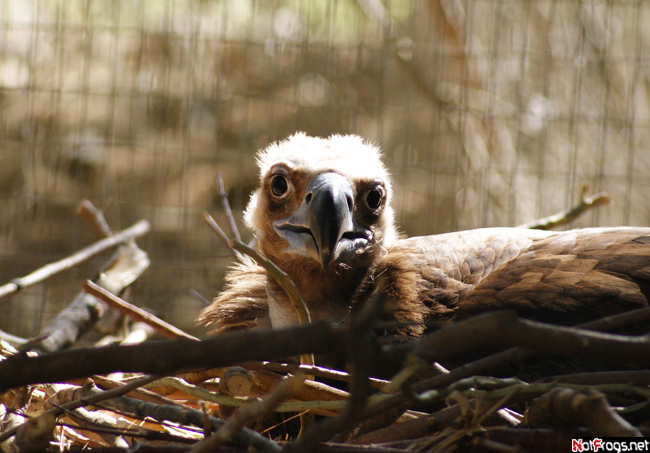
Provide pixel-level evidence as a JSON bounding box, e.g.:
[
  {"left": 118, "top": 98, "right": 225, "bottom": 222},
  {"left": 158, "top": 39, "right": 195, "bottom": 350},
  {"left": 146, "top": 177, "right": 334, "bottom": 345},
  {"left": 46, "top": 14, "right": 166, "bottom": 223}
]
[
  {"left": 539, "top": 370, "right": 650, "bottom": 386},
  {"left": 0, "top": 219, "right": 150, "bottom": 301},
  {"left": 147, "top": 375, "right": 349, "bottom": 414},
  {"left": 229, "top": 239, "right": 312, "bottom": 327},
  {"left": 83, "top": 280, "right": 199, "bottom": 341},
  {"left": 526, "top": 387, "right": 642, "bottom": 437},
  {"left": 518, "top": 184, "right": 610, "bottom": 230},
  {"left": 243, "top": 361, "right": 390, "bottom": 389},
  {"left": 203, "top": 211, "right": 243, "bottom": 261},
  {"left": 204, "top": 213, "right": 313, "bottom": 358},
  {"left": 216, "top": 172, "right": 241, "bottom": 241},
  {"left": 77, "top": 199, "right": 112, "bottom": 239},
  {"left": 0, "top": 374, "right": 161, "bottom": 443}
]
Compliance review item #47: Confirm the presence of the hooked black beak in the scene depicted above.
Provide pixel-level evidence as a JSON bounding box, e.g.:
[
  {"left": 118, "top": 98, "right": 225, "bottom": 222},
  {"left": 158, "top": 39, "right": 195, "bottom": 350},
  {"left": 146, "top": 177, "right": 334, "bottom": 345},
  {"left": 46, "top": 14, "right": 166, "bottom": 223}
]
[
  {"left": 305, "top": 173, "right": 353, "bottom": 268},
  {"left": 274, "top": 172, "right": 370, "bottom": 269}
]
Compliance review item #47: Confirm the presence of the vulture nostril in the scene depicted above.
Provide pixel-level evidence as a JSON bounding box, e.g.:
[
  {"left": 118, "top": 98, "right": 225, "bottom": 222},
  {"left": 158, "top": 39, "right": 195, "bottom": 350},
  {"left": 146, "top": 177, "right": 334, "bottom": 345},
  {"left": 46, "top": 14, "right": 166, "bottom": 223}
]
[
  {"left": 346, "top": 196, "right": 353, "bottom": 212},
  {"left": 305, "top": 193, "right": 313, "bottom": 204}
]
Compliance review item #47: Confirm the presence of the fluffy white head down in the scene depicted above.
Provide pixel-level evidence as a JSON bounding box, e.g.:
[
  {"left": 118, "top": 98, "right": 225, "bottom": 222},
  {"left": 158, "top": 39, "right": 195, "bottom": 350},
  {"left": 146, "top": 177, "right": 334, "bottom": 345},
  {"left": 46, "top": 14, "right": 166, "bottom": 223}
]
[
  {"left": 255, "top": 132, "right": 390, "bottom": 183},
  {"left": 244, "top": 132, "right": 398, "bottom": 245}
]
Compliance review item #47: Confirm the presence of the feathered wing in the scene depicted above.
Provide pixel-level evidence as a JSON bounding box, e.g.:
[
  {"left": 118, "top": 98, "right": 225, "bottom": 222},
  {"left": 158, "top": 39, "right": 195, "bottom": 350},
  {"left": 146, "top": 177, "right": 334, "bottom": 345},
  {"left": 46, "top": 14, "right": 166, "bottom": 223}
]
[
  {"left": 377, "top": 227, "right": 650, "bottom": 329},
  {"left": 456, "top": 227, "right": 650, "bottom": 324},
  {"left": 197, "top": 261, "right": 270, "bottom": 333}
]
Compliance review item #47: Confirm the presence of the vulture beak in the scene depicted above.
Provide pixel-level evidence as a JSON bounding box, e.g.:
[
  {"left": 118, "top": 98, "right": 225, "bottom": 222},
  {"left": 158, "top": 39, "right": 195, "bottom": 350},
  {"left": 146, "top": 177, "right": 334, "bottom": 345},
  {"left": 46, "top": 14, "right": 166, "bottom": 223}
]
[{"left": 274, "top": 172, "right": 371, "bottom": 269}]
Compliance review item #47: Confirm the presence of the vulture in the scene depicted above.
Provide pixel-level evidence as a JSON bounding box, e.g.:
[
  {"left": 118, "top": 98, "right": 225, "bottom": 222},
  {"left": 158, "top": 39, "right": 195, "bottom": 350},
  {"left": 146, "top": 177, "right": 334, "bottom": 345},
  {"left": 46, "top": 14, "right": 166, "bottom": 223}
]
[{"left": 198, "top": 133, "right": 650, "bottom": 341}]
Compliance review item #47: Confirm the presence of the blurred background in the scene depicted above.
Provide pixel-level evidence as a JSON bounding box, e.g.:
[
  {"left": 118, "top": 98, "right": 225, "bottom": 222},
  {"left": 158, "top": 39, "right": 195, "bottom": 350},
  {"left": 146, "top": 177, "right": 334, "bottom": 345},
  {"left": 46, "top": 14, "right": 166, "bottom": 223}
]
[{"left": 1, "top": 0, "right": 650, "bottom": 338}]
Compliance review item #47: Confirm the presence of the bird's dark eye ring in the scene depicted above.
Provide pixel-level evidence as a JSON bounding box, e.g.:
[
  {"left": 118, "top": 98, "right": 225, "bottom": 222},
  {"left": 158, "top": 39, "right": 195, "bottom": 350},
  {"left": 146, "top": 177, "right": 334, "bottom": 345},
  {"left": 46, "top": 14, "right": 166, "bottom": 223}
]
[
  {"left": 271, "top": 174, "right": 289, "bottom": 197},
  {"left": 365, "top": 186, "right": 383, "bottom": 210}
]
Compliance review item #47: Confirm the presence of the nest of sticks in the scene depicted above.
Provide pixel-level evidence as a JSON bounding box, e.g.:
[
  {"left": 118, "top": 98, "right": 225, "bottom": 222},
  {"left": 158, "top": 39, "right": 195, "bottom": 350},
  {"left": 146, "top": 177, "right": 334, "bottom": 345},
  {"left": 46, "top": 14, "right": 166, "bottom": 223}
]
[{"left": 1, "top": 191, "right": 649, "bottom": 453}]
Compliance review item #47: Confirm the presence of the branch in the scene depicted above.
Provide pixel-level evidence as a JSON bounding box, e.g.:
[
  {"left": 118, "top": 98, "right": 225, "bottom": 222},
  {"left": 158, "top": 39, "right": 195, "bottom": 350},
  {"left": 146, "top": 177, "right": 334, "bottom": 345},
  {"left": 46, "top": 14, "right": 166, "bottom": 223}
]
[
  {"left": 83, "top": 280, "right": 199, "bottom": 341},
  {"left": 0, "top": 220, "right": 150, "bottom": 301},
  {"left": 0, "top": 322, "right": 344, "bottom": 392},
  {"left": 229, "top": 239, "right": 311, "bottom": 326},
  {"left": 203, "top": 211, "right": 242, "bottom": 260},
  {"left": 76, "top": 200, "right": 112, "bottom": 239},
  {"left": 518, "top": 184, "right": 610, "bottom": 230},
  {"left": 354, "top": 305, "right": 650, "bottom": 433},
  {"left": 216, "top": 172, "right": 241, "bottom": 242}
]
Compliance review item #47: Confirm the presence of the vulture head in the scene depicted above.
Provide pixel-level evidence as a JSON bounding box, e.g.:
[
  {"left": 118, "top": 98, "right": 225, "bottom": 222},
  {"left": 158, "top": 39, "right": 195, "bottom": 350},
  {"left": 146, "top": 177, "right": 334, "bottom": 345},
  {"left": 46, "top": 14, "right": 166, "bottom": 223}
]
[{"left": 243, "top": 133, "right": 398, "bottom": 327}]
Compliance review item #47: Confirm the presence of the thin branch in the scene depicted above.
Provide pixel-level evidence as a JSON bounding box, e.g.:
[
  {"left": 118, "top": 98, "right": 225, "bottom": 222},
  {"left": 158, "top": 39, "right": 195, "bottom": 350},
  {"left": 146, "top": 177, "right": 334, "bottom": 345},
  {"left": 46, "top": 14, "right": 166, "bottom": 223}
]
[
  {"left": 83, "top": 280, "right": 199, "bottom": 341},
  {"left": 229, "top": 239, "right": 311, "bottom": 326},
  {"left": 242, "top": 361, "right": 390, "bottom": 389},
  {"left": 76, "top": 200, "right": 112, "bottom": 239},
  {"left": 518, "top": 184, "right": 610, "bottom": 230},
  {"left": 188, "top": 288, "right": 211, "bottom": 307},
  {"left": 526, "top": 387, "right": 642, "bottom": 437},
  {"left": 216, "top": 172, "right": 241, "bottom": 241},
  {"left": 0, "top": 220, "right": 150, "bottom": 301},
  {"left": 203, "top": 211, "right": 242, "bottom": 260}
]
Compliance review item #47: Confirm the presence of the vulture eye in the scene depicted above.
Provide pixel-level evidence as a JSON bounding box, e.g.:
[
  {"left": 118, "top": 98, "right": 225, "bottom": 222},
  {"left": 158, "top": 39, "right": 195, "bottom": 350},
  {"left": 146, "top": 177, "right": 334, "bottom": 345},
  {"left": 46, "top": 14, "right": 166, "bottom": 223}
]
[
  {"left": 365, "top": 186, "right": 384, "bottom": 210},
  {"left": 270, "top": 174, "right": 289, "bottom": 197}
]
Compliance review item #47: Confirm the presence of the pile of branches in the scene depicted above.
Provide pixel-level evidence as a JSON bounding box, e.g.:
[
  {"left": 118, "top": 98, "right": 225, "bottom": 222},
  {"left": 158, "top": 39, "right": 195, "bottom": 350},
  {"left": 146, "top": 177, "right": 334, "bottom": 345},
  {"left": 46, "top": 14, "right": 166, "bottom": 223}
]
[{"left": 1, "top": 198, "right": 649, "bottom": 453}]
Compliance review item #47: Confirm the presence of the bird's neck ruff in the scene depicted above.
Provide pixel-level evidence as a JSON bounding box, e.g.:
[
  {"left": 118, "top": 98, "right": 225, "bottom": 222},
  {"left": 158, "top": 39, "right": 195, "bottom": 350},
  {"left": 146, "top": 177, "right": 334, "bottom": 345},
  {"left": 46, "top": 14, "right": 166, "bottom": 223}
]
[{"left": 262, "top": 246, "right": 378, "bottom": 328}]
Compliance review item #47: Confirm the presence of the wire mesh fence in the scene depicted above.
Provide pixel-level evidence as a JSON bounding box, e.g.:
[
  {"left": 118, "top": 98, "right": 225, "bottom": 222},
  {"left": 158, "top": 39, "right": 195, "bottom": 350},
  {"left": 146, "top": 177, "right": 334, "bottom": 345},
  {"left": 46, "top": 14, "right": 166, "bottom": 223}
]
[{"left": 1, "top": 0, "right": 649, "bottom": 336}]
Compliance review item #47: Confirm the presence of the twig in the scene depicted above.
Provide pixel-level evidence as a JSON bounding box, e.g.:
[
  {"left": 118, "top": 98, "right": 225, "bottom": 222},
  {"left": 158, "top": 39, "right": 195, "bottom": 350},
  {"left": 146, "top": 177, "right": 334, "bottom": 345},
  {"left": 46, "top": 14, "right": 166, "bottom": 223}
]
[
  {"left": 413, "top": 311, "right": 650, "bottom": 373},
  {"left": 146, "top": 376, "right": 258, "bottom": 406},
  {"left": 216, "top": 172, "right": 241, "bottom": 241},
  {"left": 242, "top": 361, "right": 390, "bottom": 389},
  {"left": 76, "top": 200, "right": 112, "bottom": 239},
  {"left": 229, "top": 239, "right": 311, "bottom": 326},
  {"left": 148, "top": 375, "right": 352, "bottom": 414},
  {"left": 83, "top": 280, "right": 199, "bottom": 341},
  {"left": 518, "top": 184, "right": 610, "bottom": 230},
  {"left": 0, "top": 220, "right": 150, "bottom": 301},
  {"left": 188, "top": 288, "right": 211, "bottom": 307},
  {"left": 538, "top": 370, "right": 650, "bottom": 386},
  {"left": 203, "top": 211, "right": 242, "bottom": 260}
]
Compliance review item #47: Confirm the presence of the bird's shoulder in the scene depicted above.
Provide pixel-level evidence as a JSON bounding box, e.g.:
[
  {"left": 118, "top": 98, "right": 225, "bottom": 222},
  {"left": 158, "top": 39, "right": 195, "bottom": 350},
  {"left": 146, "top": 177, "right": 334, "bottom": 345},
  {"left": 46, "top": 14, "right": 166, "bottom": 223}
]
[{"left": 387, "top": 227, "right": 552, "bottom": 285}]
